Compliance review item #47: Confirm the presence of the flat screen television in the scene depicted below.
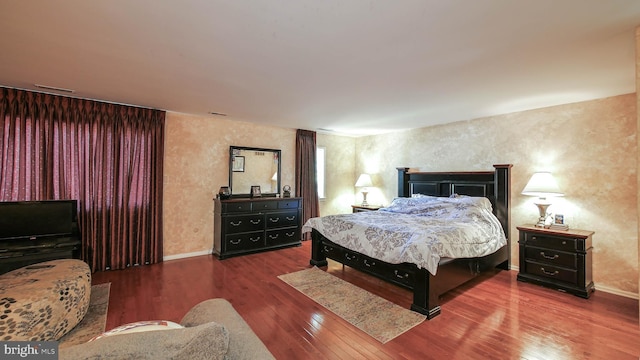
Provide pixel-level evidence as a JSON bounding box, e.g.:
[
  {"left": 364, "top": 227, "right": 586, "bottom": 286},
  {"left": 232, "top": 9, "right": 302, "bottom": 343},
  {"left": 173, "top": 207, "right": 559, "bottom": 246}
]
[{"left": 0, "top": 200, "right": 78, "bottom": 240}]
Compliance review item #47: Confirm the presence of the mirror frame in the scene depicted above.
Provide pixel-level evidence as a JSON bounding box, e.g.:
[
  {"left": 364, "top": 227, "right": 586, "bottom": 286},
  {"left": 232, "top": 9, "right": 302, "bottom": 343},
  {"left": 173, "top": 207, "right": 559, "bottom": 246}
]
[{"left": 229, "top": 146, "right": 281, "bottom": 198}]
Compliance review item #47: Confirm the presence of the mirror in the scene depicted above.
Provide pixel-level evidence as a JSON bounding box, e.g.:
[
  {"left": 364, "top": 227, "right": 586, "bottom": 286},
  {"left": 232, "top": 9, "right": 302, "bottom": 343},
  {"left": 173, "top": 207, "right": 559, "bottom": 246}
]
[{"left": 229, "top": 146, "right": 281, "bottom": 197}]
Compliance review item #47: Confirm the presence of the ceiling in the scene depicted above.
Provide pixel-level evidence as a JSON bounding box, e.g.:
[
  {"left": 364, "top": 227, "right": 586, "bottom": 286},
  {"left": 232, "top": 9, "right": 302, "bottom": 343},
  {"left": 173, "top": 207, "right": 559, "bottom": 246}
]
[{"left": 2, "top": 1, "right": 640, "bottom": 136}]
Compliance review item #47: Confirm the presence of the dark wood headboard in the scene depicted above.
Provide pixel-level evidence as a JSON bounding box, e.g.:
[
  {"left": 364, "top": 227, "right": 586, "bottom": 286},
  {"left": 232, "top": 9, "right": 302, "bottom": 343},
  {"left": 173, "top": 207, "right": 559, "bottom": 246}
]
[{"left": 396, "top": 165, "right": 512, "bottom": 238}]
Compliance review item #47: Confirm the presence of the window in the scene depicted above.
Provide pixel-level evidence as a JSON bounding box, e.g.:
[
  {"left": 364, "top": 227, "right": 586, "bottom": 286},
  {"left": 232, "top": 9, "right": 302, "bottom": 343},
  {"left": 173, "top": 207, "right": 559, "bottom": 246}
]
[{"left": 316, "top": 147, "right": 326, "bottom": 199}]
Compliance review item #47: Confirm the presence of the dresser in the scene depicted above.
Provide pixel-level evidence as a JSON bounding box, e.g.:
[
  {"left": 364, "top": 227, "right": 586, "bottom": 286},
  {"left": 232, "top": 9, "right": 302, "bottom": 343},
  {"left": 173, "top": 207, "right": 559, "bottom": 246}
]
[
  {"left": 214, "top": 197, "right": 302, "bottom": 259},
  {"left": 517, "top": 225, "right": 594, "bottom": 298}
]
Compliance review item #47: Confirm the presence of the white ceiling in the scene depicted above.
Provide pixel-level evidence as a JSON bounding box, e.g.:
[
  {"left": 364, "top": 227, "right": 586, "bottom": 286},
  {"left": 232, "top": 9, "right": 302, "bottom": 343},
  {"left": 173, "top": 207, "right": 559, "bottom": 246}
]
[{"left": 1, "top": 1, "right": 640, "bottom": 136}]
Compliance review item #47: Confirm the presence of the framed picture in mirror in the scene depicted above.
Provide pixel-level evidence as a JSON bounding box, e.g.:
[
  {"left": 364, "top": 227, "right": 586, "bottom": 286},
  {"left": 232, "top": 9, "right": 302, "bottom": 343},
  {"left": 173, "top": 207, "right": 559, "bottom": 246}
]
[
  {"left": 250, "top": 185, "right": 261, "bottom": 198},
  {"left": 232, "top": 156, "right": 245, "bottom": 172}
]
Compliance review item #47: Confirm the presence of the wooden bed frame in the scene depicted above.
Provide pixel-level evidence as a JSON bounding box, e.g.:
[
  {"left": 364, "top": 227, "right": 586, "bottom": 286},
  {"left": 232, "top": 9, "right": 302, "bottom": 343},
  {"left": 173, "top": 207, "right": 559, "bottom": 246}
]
[{"left": 310, "top": 164, "right": 512, "bottom": 319}]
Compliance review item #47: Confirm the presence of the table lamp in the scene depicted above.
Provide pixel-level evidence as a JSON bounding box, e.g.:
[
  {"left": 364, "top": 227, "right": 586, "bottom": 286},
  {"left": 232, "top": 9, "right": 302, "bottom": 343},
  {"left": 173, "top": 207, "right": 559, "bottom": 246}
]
[
  {"left": 355, "top": 173, "right": 373, "bottom": 206},
  {"left": 521, "top": 172, "right": 564, "bottom": 227}
]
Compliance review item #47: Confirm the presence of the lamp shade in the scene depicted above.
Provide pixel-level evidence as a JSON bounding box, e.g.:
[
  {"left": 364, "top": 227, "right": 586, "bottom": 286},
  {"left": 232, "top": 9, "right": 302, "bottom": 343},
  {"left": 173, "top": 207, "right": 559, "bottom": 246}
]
[
  {"left": 521, "top": 172, "right": 564, "bottom": 198},
  {"left": 355, "top": 173, "right": 373, "bottom": 187}
]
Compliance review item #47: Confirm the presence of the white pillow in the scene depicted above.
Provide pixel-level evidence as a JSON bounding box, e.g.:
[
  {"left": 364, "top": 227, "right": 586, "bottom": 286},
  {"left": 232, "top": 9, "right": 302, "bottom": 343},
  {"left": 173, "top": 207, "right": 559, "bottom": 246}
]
[{"left": 89, "top": 320, "right": 184, "bottom": 341}]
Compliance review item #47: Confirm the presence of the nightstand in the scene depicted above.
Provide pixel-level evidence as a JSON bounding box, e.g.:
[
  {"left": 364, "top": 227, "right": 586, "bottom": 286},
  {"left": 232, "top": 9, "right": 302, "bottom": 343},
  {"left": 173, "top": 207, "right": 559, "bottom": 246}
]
[
  {"left": 351, "top": 204, "right": 383, "bottom": 213},
  {"left": 517, "top": 225, "right": 594, "bottom": 298}
]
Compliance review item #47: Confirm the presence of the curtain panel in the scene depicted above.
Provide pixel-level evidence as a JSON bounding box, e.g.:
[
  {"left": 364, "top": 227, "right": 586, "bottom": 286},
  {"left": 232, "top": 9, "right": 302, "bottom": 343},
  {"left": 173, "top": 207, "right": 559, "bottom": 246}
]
[
  {"left": 295, "top": 129, "right": 319, "bottom": 240},
  {"left": 0, "top": 87, "right": 165, "bottom": 271}
]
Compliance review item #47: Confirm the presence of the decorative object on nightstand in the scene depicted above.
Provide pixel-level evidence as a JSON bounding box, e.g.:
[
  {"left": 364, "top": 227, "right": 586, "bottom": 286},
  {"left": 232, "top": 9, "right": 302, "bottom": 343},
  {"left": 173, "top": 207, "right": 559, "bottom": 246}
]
[
  {"left": 517, "top": 225, "right": 594, "bottom": 298},
  {"left": 549, "top": 213, "right": 569, "bottom": 230},
  {"left": 351, "top": 204, "right": 383, "bottom": 213},
  {"left": 521, "top": 172, "right": 564, "bottom": 228},
  {"left": 355, "top": 173, "right": 373, "bottom": 206}
]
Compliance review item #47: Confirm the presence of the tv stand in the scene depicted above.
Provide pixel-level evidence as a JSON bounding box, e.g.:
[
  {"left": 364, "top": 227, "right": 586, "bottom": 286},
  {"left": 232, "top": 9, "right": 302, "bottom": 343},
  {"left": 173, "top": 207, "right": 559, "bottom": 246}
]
[{"left": 0, "top": 236, "right": 81, "bottom": 275}]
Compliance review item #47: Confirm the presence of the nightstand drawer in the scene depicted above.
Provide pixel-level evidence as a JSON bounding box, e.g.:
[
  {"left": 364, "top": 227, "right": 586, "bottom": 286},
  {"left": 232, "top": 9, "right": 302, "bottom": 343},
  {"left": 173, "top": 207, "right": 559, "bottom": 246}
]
[
  {"left": 524, "top": 233, "right": 577, "bottom": 252},
  {"left": 525, "top": 261, "right": 577, "bottom": 284},
  {"left": 525, "top": 246, "right": 577, "bottom": 269}
]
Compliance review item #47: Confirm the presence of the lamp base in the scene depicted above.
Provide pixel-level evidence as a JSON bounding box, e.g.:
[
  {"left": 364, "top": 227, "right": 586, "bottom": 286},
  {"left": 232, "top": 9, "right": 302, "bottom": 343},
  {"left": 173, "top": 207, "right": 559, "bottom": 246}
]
[
  {"left": 361, "top": 191, "right": 369, "bottom": 206},
  {"left": 534, "top": 202, "right": 551, "bottom": 228}
]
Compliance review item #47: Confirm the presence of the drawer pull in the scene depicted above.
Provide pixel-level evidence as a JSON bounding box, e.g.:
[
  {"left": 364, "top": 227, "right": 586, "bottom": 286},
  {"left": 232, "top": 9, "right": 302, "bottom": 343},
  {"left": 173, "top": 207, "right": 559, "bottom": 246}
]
[
  {"left": 250, "top": 237, "right": 260, "bottom": 242},
  {"left": 250, "top": 219, "right": 261, "bottom": 224},
  {"left": 230, "top": 239, "right": 241, "bottom": 245},
  {"left": 270, "top": 217, "right": 280, "bottom": 222},
  {"left": 540, "top": 267, "right": 559, "bottom": 276},
  {"left": 230, "top": 221, "right": 242, "bottom": 226},
  {"left": 364, "top": 259, "right": 376, "bottom": 267},
  {"left": 540, "top": 252, "right": 559, "bottom": 260},
  {"left": 394, "top": 270, "right": 408, "bottom": 279},
  {"left": 323, "top": 245, "right": 333, "bottom": 253},
  {"left": 285, "top": 232, "right": 295, "bottom": 237},
  {"left": 345, "top": 253, "right": 356, "bottom": 261},
  {"left": 286, "top": 216, "right": 295, "bottom": 221},
  {"left": 269, "top": 234, "right": 279, "bottom": 239}
]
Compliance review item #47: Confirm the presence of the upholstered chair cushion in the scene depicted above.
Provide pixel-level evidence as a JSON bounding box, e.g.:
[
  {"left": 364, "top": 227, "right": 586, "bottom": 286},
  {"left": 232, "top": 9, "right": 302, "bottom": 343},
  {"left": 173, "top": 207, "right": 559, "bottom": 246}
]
[{"left": 0, "top": 259, "right": 91, "bottom": 341}]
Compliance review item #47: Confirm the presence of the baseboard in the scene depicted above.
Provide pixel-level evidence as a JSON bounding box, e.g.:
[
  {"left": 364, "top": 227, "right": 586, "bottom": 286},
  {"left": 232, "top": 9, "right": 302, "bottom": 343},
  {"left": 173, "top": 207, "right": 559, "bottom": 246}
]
[
  {"left": 508, "top": 265, "right": 638, "bottom": 300},
  {"left": 595, "top": 284, "right": 639, "bottom": 300},
  {"left": 163, "top": 249, "right": 212, "bottom": 262}
]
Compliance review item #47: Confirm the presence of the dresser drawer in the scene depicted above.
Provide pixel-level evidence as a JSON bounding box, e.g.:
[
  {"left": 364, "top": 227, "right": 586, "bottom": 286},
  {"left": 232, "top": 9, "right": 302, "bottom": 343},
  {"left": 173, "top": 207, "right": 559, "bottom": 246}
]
[
  {"left": 225, "top": 232, "right": 264, "bottom": 252},
  {"left": 223, "top": 202, "right": 252, "bottom": 213},
  {"left": 524, "top": 260, "right": 577, "bottom": 284},
  {"left": 278, "top": 199, "right": 300, "bottom": 209},
  {"left": 265, "top": 228, "right": 300, "bottom": 247},
  {"left": 253, "top": 201, "right": 278, "bottom": 211},
  {"left": 224, "top": 214, "right": 264, "bottom": 234},
  {"left": 524, "top": 233, "right": 577, "bottom": 252},
  {"left": 525, "top": 246, "right": 577, "bottom": 269},
  {"left": 265, "top": 211, "right": 299, "bottom": 229}
]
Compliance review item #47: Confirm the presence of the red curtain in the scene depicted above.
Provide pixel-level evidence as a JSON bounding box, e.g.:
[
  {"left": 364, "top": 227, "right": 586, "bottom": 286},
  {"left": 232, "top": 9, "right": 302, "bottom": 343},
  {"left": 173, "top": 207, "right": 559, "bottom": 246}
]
[
  {"left": 0, "top": 87, "right": 165, "bottom": 271},
  {"left": 295, "top": 129, "right": 319, "bottom": 240}
]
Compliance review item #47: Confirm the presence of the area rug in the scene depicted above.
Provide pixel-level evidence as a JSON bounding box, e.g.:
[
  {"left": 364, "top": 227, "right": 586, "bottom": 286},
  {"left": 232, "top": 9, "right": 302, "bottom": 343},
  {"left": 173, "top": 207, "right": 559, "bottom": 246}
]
[
  {"left": 59, "top": 282, "right": 111, "bottom": 348},
  {"left": 278, "top": 267, "right": 425, "bottom": 343}
]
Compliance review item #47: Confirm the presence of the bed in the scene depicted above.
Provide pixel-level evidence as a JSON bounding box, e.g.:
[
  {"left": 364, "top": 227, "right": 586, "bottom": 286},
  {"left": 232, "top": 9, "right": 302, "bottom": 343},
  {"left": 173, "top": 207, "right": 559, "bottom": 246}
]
[{"left": 306, "top": 165, "right": 511, "bottom": 319}]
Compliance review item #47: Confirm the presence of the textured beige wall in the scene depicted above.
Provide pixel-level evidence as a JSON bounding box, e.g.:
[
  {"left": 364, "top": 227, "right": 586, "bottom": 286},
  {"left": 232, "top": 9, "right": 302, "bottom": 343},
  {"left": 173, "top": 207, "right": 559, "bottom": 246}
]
[
  {"left": 163, "top": 113, "right": 296, "bottom": 257},
  {"left": 162, "top": 95, "right": 637, "bottom": 296},
  {"left": 317, "top": 133, "right": 356, "bottom": 215},
  {"left": 356, "top": 94, "right": 638, "bottom": 295}
]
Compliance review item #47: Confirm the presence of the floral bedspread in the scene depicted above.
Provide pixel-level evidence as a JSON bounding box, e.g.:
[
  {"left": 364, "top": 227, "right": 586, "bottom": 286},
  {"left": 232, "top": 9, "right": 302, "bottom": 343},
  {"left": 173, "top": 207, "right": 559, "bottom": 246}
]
[{"left": 302, "top": 195, "right": 507, "bottom": 275}]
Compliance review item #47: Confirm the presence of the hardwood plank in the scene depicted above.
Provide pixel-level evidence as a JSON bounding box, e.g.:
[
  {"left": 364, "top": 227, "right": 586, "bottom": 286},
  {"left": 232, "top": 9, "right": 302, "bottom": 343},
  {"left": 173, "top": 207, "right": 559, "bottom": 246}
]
[{"left": 92, "top": 241, "right": 640, "bottom": 359}]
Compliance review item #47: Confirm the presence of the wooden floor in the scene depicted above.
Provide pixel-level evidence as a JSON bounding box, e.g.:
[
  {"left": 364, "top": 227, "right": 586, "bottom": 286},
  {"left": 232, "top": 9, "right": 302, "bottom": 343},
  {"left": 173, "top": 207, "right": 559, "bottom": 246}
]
[{"left": 92, "top": 241, "right": 640, "bottom": 360}]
